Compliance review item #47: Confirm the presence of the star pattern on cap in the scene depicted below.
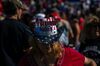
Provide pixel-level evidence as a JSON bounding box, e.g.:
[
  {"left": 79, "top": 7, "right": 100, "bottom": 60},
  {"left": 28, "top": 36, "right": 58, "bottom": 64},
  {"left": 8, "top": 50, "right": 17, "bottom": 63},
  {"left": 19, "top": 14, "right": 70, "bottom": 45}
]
[{"left": 33, "top": 17, "right": 64, "bottom": 44}]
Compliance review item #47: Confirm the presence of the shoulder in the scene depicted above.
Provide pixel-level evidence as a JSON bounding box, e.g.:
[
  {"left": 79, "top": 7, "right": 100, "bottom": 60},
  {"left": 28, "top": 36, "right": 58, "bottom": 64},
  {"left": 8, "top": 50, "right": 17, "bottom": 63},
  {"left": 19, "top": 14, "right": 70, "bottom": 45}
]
[
  {"left": 1, "top": 18, "right": 20, "bottom": 27},
  {"left": 64, "top": 47, "right": 85, "bottom": 61}
]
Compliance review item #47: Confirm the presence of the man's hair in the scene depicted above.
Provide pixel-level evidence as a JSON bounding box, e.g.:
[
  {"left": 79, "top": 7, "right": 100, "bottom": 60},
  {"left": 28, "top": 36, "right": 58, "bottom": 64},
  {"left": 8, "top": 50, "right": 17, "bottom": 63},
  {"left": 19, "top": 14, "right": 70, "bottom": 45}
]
[{"left": 2, "top": 1, "right": 17, "bottom": 16}]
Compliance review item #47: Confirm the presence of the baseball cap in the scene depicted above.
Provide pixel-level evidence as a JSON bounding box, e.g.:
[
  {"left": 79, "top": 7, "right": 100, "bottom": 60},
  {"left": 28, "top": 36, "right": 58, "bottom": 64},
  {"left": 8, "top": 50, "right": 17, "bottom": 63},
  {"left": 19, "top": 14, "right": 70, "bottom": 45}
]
[
  {"left": 2, "top": 1, "right": 28, "bottom": 16},
  {"left": 32, "top": 17, "right": 64, "bottom": 44},
  {"left": 51, "top": 12, "right": 62, "bottom": 20},
  {"left": 12, "top": 0, "right": 28, "bottom": 10},
  {"left": 35, "top": 13, "right": 46, "bottom": 19}
]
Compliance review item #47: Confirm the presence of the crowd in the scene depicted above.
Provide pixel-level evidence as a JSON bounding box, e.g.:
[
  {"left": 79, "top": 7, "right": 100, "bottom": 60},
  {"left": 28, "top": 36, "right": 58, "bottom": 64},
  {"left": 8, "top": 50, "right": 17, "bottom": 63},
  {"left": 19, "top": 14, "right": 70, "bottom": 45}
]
[{"left": 0, "top": 0, "right": 100, "bottom": 66}]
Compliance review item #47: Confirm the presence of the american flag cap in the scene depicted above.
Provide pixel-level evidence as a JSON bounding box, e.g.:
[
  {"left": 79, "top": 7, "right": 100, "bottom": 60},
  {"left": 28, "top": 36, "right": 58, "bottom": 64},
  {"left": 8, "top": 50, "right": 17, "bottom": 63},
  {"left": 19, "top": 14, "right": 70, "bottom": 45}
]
[{"left": 32, "top": 17, "right": 64, "bottom": 44}]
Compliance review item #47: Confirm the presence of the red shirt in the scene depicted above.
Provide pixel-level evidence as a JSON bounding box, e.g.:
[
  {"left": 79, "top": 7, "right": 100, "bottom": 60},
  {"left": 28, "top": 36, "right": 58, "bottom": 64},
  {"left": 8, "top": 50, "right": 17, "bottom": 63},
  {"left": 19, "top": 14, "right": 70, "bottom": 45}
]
[
  {"left": 0, "top": 0, "right": 3, "bottom": 16},
  {"left": 56, "top": 47, "right": 85, "bottom": 66},
  {"left": 19, "top": 47, "right": 85, "bottom": 66}
]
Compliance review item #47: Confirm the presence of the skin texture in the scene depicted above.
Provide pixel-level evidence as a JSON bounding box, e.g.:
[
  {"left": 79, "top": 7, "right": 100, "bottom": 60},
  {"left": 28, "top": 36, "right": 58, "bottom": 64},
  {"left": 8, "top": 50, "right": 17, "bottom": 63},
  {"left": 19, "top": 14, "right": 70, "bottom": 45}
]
[{"left": 84, "top": 57, "right": 97, "bottom": 66}]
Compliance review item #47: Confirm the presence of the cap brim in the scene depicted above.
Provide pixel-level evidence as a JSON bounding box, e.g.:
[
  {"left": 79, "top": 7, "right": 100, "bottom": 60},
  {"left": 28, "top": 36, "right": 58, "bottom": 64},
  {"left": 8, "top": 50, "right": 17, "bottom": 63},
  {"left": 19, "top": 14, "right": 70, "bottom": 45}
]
[{"left": 12, "top": 0, "right": 28, "bottom": 10}]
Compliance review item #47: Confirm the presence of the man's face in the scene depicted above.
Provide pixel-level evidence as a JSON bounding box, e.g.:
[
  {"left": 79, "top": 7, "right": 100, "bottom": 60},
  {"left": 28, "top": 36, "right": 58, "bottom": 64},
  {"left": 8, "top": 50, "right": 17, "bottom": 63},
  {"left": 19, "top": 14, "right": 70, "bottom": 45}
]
[{"left": 17, "top": 8, "right": 23, "bottom": 19}]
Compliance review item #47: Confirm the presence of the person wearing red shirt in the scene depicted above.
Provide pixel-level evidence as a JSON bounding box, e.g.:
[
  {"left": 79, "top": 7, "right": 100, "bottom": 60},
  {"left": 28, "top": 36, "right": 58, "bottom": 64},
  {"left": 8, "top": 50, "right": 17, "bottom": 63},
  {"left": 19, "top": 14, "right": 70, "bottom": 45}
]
[{"left": 19, "top": 16, "right": 97, "bottom": 66}]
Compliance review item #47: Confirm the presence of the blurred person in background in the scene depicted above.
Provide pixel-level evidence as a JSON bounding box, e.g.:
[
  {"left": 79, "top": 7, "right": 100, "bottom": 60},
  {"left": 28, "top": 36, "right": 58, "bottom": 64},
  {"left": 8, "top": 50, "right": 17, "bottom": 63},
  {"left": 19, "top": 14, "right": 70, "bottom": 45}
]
[
  {"left": 49, "top": 8, "right": 74, "bottom": 46},
  {"left": 79, "top": 15, "right": 100, "bottom": 66},
  {"left": 69, "top": 18, "right": 81, "bottom": 50},
  {"left": 0, "top": 1, "right": 34, "bottom": 66},
  {"left": 81, "top": 15, "right": 100, "bottom": 46},
  {"left": 0, "top": 0, "right": 4, "bottom": 20}
]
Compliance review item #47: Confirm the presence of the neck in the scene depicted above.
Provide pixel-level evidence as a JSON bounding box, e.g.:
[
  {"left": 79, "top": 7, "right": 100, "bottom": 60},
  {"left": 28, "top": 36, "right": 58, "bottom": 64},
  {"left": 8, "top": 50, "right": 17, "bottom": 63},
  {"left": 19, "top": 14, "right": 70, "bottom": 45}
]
[{"left": 9, "top": 15, "right": 18, "bottom": 20}]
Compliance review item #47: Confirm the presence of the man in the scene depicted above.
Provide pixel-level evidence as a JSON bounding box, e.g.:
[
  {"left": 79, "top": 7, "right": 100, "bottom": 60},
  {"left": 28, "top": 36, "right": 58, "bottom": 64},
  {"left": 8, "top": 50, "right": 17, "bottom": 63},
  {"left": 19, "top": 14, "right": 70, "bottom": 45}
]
[
  {"left": 19, "top": 17, "right": 97, "bottom": 66},
  {"left": 0, "top": 1, "right": 33, "bottom": 66},
  {"left": 50, "top": 10, "right": 74, "bottom": 46},
  {"left": 80, "top": 15, "right": 100, "bottom": 65}
]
